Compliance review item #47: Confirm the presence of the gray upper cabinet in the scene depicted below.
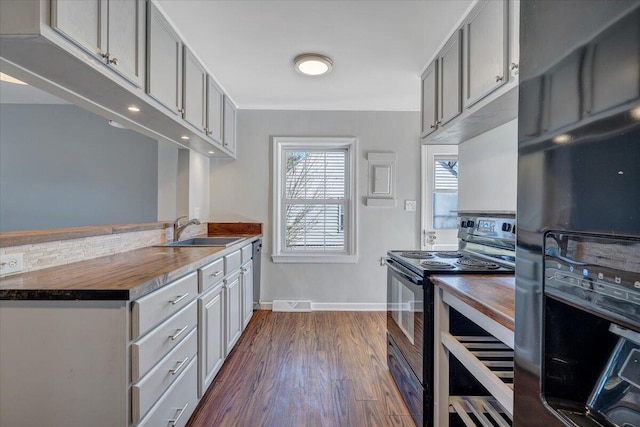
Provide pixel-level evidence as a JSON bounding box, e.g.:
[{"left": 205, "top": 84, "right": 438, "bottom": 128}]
[
  {"left": 223, "top": 96, "right": 237, "bottom": 154},
  {"left": 105, "top": 0, "right": 145, "bottom": 87},
  {"left": 465, "top": 0, "right": 509, "bottom": 107},
  {"left": 421, "top": 61, "right": 438, "bottom": 138},
  {"left": 438, "top": 29, "right": 463, "bottom": 126},
  {"left": 147, "top": 1, "right": 183, "bottom": 115},
  {"left": 206, "top": 76, "right": 224, "bottom": 144},
  {"left": 183, "top": 47, "right": 207, "bottom": 131},
  {"left": 51, "top": 0, "right": 107, "bottom": 58},
  {"left": 51, "top": 0, "right": 145, "bottom": 88}
]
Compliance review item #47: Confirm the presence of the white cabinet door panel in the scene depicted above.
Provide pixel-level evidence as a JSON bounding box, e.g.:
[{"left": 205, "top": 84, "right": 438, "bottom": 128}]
[
  {"left": 183, "top": 47, "right": 206, "bottom": 130},
  {"left": 107, "top": 0, "right": 145, "bottom": 87},
  {"left": 51, "top": 0, "right": 107, "bottom": 57},
  {"left": 225, "top": 271, "right": 242, "bottom": 355}
]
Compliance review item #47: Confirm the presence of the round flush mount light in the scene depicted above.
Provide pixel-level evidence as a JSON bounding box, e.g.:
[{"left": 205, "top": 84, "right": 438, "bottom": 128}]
[
  {"left": 293, "top": 53, "right": 333, "bottom": 76},
  {"left": 127, "top": 105, "right": 140, "bottom": 112},
  {"left": 180, "top": 135, "right": 190, "bottom": 140}
]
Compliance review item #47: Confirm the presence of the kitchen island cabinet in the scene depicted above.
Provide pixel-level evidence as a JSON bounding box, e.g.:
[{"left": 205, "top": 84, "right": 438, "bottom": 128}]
[
  {"left": 432, "top": 275, "right": 515, "bottom": 427},
  {"left": 0, "top": 233, "right": 261, "bottom": 427}
]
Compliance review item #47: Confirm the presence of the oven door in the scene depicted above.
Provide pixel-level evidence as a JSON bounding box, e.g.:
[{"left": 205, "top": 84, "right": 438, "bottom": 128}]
[{"left": 386, "top": 258, "right": 425, "bottom": 382}]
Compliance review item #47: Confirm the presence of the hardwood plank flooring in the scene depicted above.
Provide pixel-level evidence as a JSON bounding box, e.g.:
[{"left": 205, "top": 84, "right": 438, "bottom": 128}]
[{"left": 187, "top": 310, "right": 413, "bottom": 427}]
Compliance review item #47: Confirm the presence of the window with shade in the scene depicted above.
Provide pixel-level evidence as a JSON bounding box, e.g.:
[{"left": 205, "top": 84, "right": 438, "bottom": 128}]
[
  {"left": 433, "top": 158, "right": 458, "bottom": 229},
  {"left": 272, "top": 137, "right": 358, "bottom": 263}
]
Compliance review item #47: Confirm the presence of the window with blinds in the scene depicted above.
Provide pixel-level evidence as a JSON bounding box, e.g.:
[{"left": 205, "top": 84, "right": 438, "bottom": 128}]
[
  {"left": 284, "top": 150, "right": 347, "bottom": 252},
  {"left": 273, "top": 137, "right": 357, "bottom": 263},
  {"left": 432, "top": 158, "right": 458, "bottom": 229}
]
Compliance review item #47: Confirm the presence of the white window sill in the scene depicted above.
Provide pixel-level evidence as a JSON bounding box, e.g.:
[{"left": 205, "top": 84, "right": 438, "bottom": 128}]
[{"left": 271, "top": 254, "right": 359, "bottom": 264}]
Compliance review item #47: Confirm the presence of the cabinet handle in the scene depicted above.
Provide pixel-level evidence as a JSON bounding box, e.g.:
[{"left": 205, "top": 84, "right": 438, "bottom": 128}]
[
  {"left": 495, "top": 75, "right": 504, "bottom": 82},
  {"left": 240, "top": 267, "right": 248, "bottom": 273},
  {"left": 108, "top": 57, "right": 118, "bottom": 66},
  {"left": 223, "top": 142, "right": 228, "bottom": 146},
  {"left": 169, "top": 325, "right": 189, "bottom": 341},
  {"left": 169, "top": 356, "right": 190, "bottom": 375},
  {"left": 210, "top": 271, "right": 222, "bottom": 277},
  {"left": 436, "top": 121, "right": 442, "bottom": 125},
  {"left": 170, "top": 293, "right": 190, "bottom": 305},
  {"left": 101, "top": 52, "right": 110, "bottom": 60},
  {"left": 169, "top": 403, "right": 189, "bottom": 426},
  {"left": 178, "top": 108, "right": 185, "bottom": 115},
  {"left": 510, "top": 63, "right": 519, "bottom": 71},
  {"left": 430, "top": 123, "right": 437, "bottom": 129}
]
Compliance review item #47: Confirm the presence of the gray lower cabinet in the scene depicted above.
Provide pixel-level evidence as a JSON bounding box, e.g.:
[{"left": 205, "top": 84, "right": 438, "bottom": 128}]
[
  {"left": 438, "top": 29, "right": 463, "bottom": 126},
  {"left": 421, "top": 60, "right": 438, "bottom": 138},
  {"left": 464, "top": 0, "right": 509, "bottom": 106},
  {"left": 241, "top": 260, "right": 254, "bottom": 328},
  {"left": 198, "top": 282, "right": 225, "bottom": 397},
  {"left": 223, "top": 96, "right": 237, "bottom": 155},
  {"left": 225, "top": 270, "right": 242, "bottom": 355},
  {"left": 206, "top": 76, "right": 224, "bottom": 145},
  {"left": 51, "top": 0, "right": 145, "bottom": 87},
  {"left": 183, "top": 46, "right": 207, "bottom": 131},
  {"left": 147, "top": 1, "right": 183, "bottom": 115}
]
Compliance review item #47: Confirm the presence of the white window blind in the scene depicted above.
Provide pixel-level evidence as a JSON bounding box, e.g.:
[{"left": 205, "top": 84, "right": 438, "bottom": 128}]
[{"left": 284, "top": 150, "right": 347, "bottom": 252}]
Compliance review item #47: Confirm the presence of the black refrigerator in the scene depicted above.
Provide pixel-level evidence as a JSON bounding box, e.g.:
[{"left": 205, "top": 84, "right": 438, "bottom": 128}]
[{"left": 515, "top": 1, "right": 640, "bottom": 426}]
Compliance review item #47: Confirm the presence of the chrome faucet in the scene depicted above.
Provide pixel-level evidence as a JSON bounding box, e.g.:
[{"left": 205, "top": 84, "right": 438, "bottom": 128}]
[{"left": 173, "top": 216, "right": 201, "bottom": 241}]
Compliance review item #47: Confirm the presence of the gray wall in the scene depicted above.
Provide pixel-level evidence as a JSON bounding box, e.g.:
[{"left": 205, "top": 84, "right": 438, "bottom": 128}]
[
  {"left": 0, "top": 104, "right": 158, "bottom": 231},
  {"left": 210, "top": 110, "right": 420, "bottom": 306}
]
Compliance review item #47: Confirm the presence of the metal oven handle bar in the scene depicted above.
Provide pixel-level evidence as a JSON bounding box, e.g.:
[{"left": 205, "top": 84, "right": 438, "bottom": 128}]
[{"left": 386, "top": 259, "right": 423, "bottom": 285}]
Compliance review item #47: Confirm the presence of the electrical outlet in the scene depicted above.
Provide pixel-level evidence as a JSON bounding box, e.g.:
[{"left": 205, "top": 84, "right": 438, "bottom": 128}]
[
  {"left": 0, "top": 253, "right": 24, "bottom": 276},
  {"left": 405, "top": 200, "right": 417, "bottom": 212}
]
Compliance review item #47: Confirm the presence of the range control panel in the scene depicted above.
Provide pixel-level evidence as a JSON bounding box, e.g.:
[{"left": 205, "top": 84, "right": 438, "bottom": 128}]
[{"left": 544, "top": 232, "right": 640, "bottom": 326}]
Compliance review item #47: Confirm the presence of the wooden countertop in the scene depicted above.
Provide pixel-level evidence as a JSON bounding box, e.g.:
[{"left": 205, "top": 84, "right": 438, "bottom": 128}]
[
  {"left": 431, "top": 275, "right": 515, "bottom": 331},
  {"left": 0, "top": 235, "right": 261, "bottom": 301}
]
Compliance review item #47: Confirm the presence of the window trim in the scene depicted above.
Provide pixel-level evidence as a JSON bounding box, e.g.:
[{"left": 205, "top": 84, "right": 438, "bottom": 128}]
[{"left": 272, "top": 137, "right": 358, "bottom": 264}]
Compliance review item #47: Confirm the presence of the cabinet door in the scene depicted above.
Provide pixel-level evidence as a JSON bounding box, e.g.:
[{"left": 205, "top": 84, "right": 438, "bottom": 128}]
[
  {"left": 206, "top": 76, "right": 224, "bottom": 144},
  {"left": 198, "top": 285, "right": 224, "bottom": 397},
  {"left": 439, "top": 30, "right": 462, "bottom": 126},
  {"left": 223, "top": 96, "right": 236, "bottom": 154},
  {"left": 241, "top": 262, "right": 253, "bottom": 329},
  {"left": 225, "top": 272, "right": 242, "bottom": 355},
  {"left": 147, "top": 2, "right": 183, "bottom": 114},
  {"left": 106, "top": 0, "right": 145, "bottom": 87},
  {"left": 51, "top": 0, "right": 107, "bottom": 58},
  {"left": 421, "top": 60, "right": 438, "bottom": 138},
  {"left": 465, "top": 0, "right": 508, "bottom": 106},
  {"left": 183, "top": 47, "right": 207, "bottom": 130}
]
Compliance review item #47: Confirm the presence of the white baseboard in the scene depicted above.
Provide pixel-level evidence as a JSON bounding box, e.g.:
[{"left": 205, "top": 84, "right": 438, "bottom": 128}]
[{"left": 258, "top": 301, "right": 385, "bottom": 311}]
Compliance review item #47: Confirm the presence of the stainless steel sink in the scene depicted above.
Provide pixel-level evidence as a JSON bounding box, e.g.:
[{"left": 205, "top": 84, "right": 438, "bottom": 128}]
[{"left": 160, "top": 237, "right": 246, "bottom": 247}]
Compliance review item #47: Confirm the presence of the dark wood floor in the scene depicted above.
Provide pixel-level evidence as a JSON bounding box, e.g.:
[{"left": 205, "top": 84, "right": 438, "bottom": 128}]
[{"left": 187, "top": 310, "right": 414, "bottom": 427}]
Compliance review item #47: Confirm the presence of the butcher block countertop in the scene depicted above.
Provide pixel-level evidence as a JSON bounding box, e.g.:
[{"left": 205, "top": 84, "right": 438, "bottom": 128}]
[
  {"left": 0, "top": 235, "right": 261, "bottom": 301},
  {"left": 430, "top": 275, "right": 515, "bottom": 331}
]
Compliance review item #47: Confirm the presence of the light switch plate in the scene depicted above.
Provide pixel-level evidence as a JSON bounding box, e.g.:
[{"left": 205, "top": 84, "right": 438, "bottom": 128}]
[{"left": 405, "top": 200, "right": 417, "bottom": 212}]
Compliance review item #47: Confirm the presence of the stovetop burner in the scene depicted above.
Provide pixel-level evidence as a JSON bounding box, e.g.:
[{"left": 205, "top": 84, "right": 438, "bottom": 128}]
[
  {"left": 400, "top": 251, "right": 435, "bottom": 259},
  {"left": 434, "top": 252, "right": 464, "bottom": 258},
  {"left": 420, "top": 260, "right": 455, "bottom": 270},
  {"left": 456, "top": 258, "right": 500, "bottom": 269}
]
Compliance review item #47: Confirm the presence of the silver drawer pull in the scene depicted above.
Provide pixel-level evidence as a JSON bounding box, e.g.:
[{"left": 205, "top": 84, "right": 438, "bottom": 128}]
[
  {"left": 169, "top": 325, "right": 189, "bottom": 341},
  {"left": 210, "top": 271, "right": 222, "bottom": 277},
  {"left": 169, "top": 356, "right": 190, "bottom": 375},
  {"left": 169, "top": 403, "right": 189, "bottom": 426},
  {"left": 170, "top": 293, "right": 190, "bottom": 305}
]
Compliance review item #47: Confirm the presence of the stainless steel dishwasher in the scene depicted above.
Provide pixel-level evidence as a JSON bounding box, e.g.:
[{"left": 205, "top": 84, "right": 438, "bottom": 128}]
[{"left": 252, "top": 239, "right": 262, "bottom": 309}]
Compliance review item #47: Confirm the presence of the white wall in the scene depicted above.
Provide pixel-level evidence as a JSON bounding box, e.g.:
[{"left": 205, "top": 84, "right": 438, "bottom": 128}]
[
  {"left": 157, "top": 141, "right": 178, "bottom": 221},
  {"left": 458, "top": 119, "right": 518, "bottom": 212},
  {"left": 210, "top": 110, "right": 420, "bottom": 306},
  {"left": 176, "top": 149, "right": 211, "bottom": 221}
]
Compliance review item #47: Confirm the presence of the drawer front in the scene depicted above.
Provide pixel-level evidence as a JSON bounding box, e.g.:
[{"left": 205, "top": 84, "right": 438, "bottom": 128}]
[
  {"left": 137, "top": 357, "right": 198, "bottom": 427},
  {"left": 224, "top": 250, "right": 242, "bottom": 274},
  {"left": 132, "top": 272, "right": 198, "bottom": 339},
  {"left": 131, "top": 301, "right": 197, "bottom": 382},
  {"left": 132, "top": 329, "right": 197, "bottom": 423},
  {"left": 199, "top": 258, "right": 224, "bottom": 293},
  {"left": 241, "top": 244, "right": 252, "bottom": 264}
]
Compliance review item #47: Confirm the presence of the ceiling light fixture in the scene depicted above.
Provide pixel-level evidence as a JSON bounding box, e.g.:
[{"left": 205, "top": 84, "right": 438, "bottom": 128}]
[
  {"left": 208, "top": 151, "right": 215, "bottom": 154},
  {"left": 293, "top": 53, "right": 333, "bottom": 76},
  {"left": 127, "top": 105, "right": 140, "bottom": 112},
  {"left": 631, "top": 106, "right": 640, "bottom": 121},
  {"left": 0, "top": 72, "right": 27, "bottom": 85},
  {"left": 552, "top": 134, "right": 572, "bottom": 144},
  {"left": 108, "top": 120, "right": 126, "bottom": 129},
  {"left": 180, "top": 135, "right": 190, "bottom": 140}
]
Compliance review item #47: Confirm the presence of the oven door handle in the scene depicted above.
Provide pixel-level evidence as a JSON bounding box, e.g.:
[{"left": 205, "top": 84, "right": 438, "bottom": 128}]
[{"left": 386, "top": 259, "right": 423, "bottom": 285}]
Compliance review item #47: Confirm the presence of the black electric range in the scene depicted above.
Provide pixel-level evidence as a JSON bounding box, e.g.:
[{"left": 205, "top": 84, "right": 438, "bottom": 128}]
[{"left": 387, "top": 250, "right": 515, "bottom": 276}]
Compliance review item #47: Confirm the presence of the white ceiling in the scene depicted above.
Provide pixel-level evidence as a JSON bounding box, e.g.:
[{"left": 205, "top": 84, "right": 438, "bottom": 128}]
[{"left": 156, "top": 0, "right": 473, "bottom": 112}]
